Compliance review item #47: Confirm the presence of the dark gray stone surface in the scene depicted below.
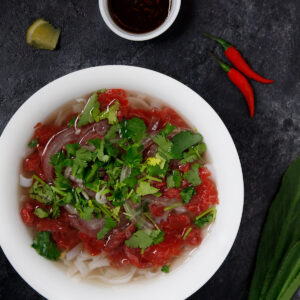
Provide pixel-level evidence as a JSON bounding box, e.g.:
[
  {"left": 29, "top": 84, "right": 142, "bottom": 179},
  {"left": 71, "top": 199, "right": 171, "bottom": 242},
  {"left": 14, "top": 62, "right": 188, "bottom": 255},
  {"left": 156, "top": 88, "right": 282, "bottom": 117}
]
[{"left": 0, "top": 0, "right": 299, "bottom": 299}]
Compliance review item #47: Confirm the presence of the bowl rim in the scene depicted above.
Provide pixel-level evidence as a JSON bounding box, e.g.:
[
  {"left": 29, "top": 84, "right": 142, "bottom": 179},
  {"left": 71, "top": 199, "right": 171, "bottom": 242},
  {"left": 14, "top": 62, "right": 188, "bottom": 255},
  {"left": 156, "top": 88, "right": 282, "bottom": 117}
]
[
  {"left": 98, "top": 0, "right": 181, "bottom": 41},
  {"left": 0, "top": 65, "right": 244, "bottom": 300}
]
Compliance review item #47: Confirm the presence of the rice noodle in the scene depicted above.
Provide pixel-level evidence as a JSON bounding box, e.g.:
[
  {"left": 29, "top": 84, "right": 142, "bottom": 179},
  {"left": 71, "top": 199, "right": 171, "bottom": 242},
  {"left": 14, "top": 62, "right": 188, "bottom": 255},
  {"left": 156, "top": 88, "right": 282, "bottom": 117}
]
[
  {"left": 66, "top": 244, "right": 82, "bottom": 261},
  {"left": 19, "top": 174, "right": 33, "bottom": 188}
]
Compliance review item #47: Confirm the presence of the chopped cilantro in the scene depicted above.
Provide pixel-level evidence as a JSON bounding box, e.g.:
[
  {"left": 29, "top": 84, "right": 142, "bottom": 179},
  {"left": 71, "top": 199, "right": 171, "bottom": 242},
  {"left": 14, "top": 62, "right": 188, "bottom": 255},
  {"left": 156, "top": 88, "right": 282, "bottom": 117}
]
[
  {"left": 180, "top": 186, "right": 196, "bottom": 204},
  {"left": 30, "top": 180, "right": 54, "bottom": 204},
  {"left": 96, "top": 101, "right": 120, "bottom": 125},
  {"left": 67, "top": 116, "right": 76, "bottom": 127},
  {"left": 184, "top": 163, "right": 201, "bottom": 186},
  {"left": 122, "top": 144, "right": 143, "bottom": 167},
  {"left": 34, "top": 207, "right": 50, "bottom": 218},
  {"left": 153, "top": 134, "right": 175, "bottom": 160},
  {"left": 161, "top": 265, "right": 170, "bottom": 273},
  {"left": 159, "top": 123, "right": 176, "bottom": 136},
  {"left": 150, "top": 230, "right": 165, "bottom": 245},
  {"left": 125, "top": 230, "right": 153, "bottom": 249},
  {"left": 167, "top": 170, "right": 182, "bottom": 188},
  {"left": 180, "top": 143, "right": 206, "bottom": 164},
  {"left": 136, "top": 181, "right": 159, "bottom": 196},
  {"left": 105, "top": 123, "right": 121, "bottom": 140},
  {"left": 77, "top": 93, "right": 100, "bottom": 127},
  {"left": 195, "top": 207, "right": 217, "bottom": 228},
  {"left": 97, "top": 216, "right": 116, "bottom": 239},
  {"left": 121, "top": 117, "right": 146, "bottom": 142},
  {"left": 78, "top": 206, "right": 94, "bottom": 220},
  {"left": 88, "top": 138, "right": 109, "bottom": 162},
  {"left": 32, "top": 231, "right": 61, "bottom": 261},
  {"left": 65, "top": 143, "right": 80, "bottom": 157},
  {"left": 28, "top": 138, "right": 39, "bottom": 148},
  {"left": 183, "top": 227, "right": 192, "bottom": 240},
  {"left": 172, "top": 131, "right": 202, "bottom": 158}
]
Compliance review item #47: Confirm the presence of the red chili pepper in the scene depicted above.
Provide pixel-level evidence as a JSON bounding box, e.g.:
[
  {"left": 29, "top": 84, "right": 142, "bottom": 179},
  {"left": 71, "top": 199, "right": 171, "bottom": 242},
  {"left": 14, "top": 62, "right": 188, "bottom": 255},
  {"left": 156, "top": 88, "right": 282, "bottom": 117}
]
[
  {"left": 210, "top": 53, "right": 255, "bottom": 118},
  {"left": 204, "top": 33, "right": 274, "bottom": 84}
]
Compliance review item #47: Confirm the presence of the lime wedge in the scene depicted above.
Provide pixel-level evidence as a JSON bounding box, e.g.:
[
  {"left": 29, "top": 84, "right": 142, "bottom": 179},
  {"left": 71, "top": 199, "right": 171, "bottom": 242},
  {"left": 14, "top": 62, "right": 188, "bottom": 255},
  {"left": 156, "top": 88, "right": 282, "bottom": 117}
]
[{"left": 26, "top": 18, "right": 60, "bottom": 50}]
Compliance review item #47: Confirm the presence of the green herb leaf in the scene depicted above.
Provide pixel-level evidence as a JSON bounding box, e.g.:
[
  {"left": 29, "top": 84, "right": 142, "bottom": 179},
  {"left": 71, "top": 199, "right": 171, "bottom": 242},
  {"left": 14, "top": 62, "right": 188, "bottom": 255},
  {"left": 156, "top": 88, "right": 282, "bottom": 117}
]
[
  {"left": 66, "top": 143, "right": 80, "bottom": 157},
  {"left": 153, "top": 134, "right": 175, "bottom": 160},
  {"left": 77, "top": 93, "right": 100, "bottom": 127},
  {"left": 34, "top": 207, "right": 50, "bottom": 218},
  {"left": 180, "top": 143, "right": 207, "bottom": 164},
  {"left": 184, "top": 163, "right": 201, "bottom": 186},
  {"left": 28, "top": 138, "right": 39, "bottom": 148},
  {"left": 96, "top": 101, "right": 120, "bottom": 125},
  {"left": 195, "top": 206, "right": 216, "bottom": 228},
  {"left": 88, "top": 138, "right": 109, "bottom": 162},
  {"left": 30, "top": 180, "right": 54, "bottom": 204},
  {"left": 78, "top": 206, "right": 94, "bottom": 220},
  {"left": 32, "top": 231, "right": 61, "bottom": 260},
  {"left": 249, "top": 157, "right": 300, "bottom": 300},
  {"left": 67, "top": 116, "right": 76, "bottom": 127},
  {"left": 180, "top": 186, "right": 196, "bottom": 204},
  {"left": 150, "top": 230, "right": 165, "bottom": 245},
  {"left": 97, "top": 216, "right": 117, "bottom": 239},
  {"left": 161, "top": 265, "right": 170, "bottom": 273},
  {"left": 172, "top": 131, "right": 202, "bottom": 158},
  {"left": 122, "top": 144, "right": 143, "bottom": 167},
  {"left": 159, "top": 123, "right": 176, "bottom": 137},
  {"left": 136, "top": 181, "right": 159, "bottom": 196},
  {"left": 121, "top": 117, "right": 147, "bottom": 143},
  {"left": 167, "top": 170, "right": 182, "bottom": 188},
  {"left": 125, "top": 230, "right": 153, "bottom": 249},
  {"left": 105, "top": 123, "right": 121, "bottom": 140}
]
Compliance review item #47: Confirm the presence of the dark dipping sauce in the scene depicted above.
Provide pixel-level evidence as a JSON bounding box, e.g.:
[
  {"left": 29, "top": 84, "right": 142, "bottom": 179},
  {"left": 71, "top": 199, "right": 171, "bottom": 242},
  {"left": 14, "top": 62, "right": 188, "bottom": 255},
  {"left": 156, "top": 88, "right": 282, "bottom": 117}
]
[{"left": 108, "top": 0, "right": 171, "bottom": 34}]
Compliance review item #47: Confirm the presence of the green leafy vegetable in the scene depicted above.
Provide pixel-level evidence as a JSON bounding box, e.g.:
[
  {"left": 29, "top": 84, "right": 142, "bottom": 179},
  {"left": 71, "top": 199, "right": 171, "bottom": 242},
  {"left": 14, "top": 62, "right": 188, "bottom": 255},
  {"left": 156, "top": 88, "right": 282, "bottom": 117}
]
[
  {"left": 95, "top": 101, "right": 120, "bottom": 125},
  {"left": 150, "top": 230, "right": 165, "bottom": 245},
  {"left": 153, "top": 134, "right": 175, "bottom": 160},
  {"left": 180, "top": 186, "right": 196, "bottom": 204},
  {"left": 172, "top": 131, "right": 202, "bottom": 158},
  {"left": 184, "top": 163, "right": 201, "bottom": 186},
  {"left": 77, "top": 93, "right": 99, "bottom": 127},
  {"left": 34, "top": 207, "right": 50, "bottom": 218},
  {"left": 121, "top": 117, "right": 146, "bottom": 142},
  {"left": 161, "top": 265, "right": 170, "bottom": 273},
  {"left": 125, "top": 229, "right": 165, "bottom": 249},
  {"left": 32, "top": 231, "right": 61, "bottom": 260},
  {"left": 88, "top": 138, "right": 109, "bottom": 162},
  {"left": 136, "top": 181, "right": 159, "bottom": 196},
  {"left": 79, "top": 206, "right": 94, "bottom": 220},
  {"left": 180, "top": 143, "right": 206, "bottom": 164},
  {"left": 97, "top": 216, "right": 117, "bottom": 239},
  {"left": 182, "top": 227, "right": 192, "bottom": 240},
  {"left": 195, "top": 206, "right": 216, "bottom": 228},
  {"left": 30, "top": 180, "right": 54, "bottom": 204},
  {"left": 67, "top": 116, "right": 76, "bottom": 127},
  {"left": 125, "top": 230, "right": 153, "bottom": 249},
  {"left": 167, "top": 170, "right": 182, "bottom": 188},
  {"left": 249, "top": 157, "right": 300, "bottom": 300},
  {"left": 28, "top": 138, "right": 39, "bottom": 148}
]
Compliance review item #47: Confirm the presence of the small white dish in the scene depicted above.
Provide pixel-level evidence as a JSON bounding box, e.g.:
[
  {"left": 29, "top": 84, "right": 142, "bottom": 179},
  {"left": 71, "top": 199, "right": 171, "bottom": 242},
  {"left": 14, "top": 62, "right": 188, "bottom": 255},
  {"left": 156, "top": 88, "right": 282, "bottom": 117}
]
[
  {"left": 99, "top": 0, "right": 181, "bottom": 41},
  {"left": 0, "top": 65, "right": 243, "bottom": 300}
]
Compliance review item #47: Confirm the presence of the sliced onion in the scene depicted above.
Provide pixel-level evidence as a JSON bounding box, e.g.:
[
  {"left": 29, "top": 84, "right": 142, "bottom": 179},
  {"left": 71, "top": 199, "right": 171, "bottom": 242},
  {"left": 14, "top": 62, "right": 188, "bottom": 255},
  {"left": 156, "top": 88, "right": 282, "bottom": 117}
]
[
  {"left": 95, "top": 186, "right": 108, "bottom": 204},
  {"left": 42, "top": 127, "right": 78, "bottom": 182},
  {"left": 120, "top": 166, "right": 131, "bottom": 182},
  {"left": 19, "top": 174, "right": 33, "bottom": 188},
  {"left": 66, "top": 244, "right": 82, "bottom": 261},
  {"left": 79, "top": 120, "right": 110, "bottom": 145},
  {"left": 64, "top": 204, "right": 78, "bottom": 215}
]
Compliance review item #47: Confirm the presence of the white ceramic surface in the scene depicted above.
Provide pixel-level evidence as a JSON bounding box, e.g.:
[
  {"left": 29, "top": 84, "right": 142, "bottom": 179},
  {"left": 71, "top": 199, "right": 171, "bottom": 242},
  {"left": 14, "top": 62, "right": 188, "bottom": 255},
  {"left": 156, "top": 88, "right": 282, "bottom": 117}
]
[
  {"left": 99, "top": 0, "right": 181, "bottom": 41},
  {"left": 0, "top": 65, "right": 243, "bottom": 300}
]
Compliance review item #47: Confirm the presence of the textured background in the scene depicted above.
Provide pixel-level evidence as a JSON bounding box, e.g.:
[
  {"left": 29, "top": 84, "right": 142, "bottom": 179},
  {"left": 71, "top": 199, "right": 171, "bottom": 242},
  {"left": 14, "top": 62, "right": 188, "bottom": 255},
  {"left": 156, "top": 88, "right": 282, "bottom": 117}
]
[{"left": 0, "top": 0, "right": 299, "bottom": 299}]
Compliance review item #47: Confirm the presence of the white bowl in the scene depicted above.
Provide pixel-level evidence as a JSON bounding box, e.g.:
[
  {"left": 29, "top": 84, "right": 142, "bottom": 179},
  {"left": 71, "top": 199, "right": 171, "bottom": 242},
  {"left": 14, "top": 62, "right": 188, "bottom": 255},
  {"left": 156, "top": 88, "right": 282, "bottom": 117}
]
[
  {"left": 99, "top": 0, "right": 181, "bottom": 41},
  {"left": 0, "top": 66, "right": 243, "bottom": 300}
]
